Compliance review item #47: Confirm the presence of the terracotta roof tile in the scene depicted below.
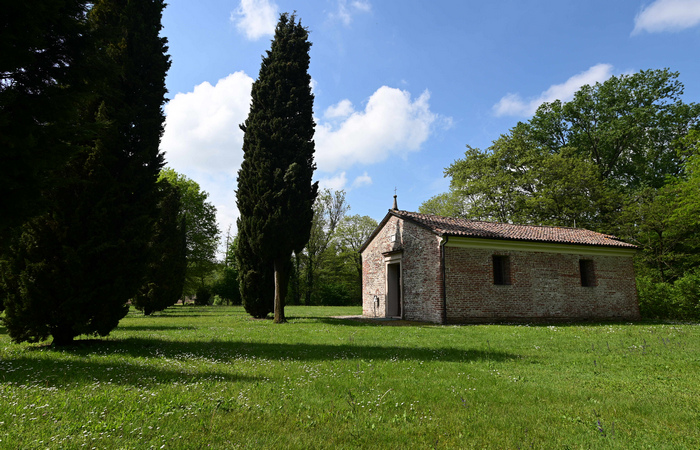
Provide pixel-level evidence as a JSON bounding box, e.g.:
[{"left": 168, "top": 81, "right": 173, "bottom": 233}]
[{"left": 393, "top": 210, "right": 637, "bottom": 248}]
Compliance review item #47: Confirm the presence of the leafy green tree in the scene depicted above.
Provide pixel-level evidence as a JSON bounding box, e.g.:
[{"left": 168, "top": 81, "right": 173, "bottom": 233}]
[
  {"left": 302, "top": 189, "right": 349, "bottom": 304},
  {"left": 337, "top": 214, "right": 378, "bottom": 283},
  {"left": 236, "top": 13, "right": 318, "bottom": 323},
  {"left": 618, "top": 131, "right": 700, "bottom": 282},
  {"left": 132, "top": 180, "right": 187, "bottom": 315},
  {"left": 0, "top": 1, "right": 89, "bottom": 236},
  {"left": 0, "top": 0, "right": 170, "bottom": 345},
  {"left": 418, "top": 191, "right": 469, "bottom": 218},
  {"left": 211, "top": 230, "right": 241, "bottom": 305},
  {"left": 435, "top": 136, "right": 620, "bottom": 229},
  {"left": 158, "top": 168, "right": 219, "bottom": 297},
  {"left": 528, "top": 69, "right": 699, "bottom": 189},
  {"left": 194, "top": 285, "right": 212, "bottom": 306}
]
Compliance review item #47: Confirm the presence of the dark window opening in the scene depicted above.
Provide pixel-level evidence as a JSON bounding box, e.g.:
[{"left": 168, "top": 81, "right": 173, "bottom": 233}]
[
  {"left": 493, "top": 255, "right": 511, "bottom": 285},
  {"left": 580, "top": 259, "right": 596, "bottom": 287}
]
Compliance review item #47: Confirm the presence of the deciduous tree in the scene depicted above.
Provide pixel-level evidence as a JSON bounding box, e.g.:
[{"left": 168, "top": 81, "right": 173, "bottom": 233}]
[{"left": 303, "top": 189, "right": 349, "bottom": 304}]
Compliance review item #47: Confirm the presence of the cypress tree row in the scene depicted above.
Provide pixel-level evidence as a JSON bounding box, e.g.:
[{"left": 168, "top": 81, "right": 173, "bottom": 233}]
[
  {"left": 236, "top": 13, "right": 318, "bottom": 322},
  {"left": 1, "top": 0, "right": 171, "bottom": 345}
]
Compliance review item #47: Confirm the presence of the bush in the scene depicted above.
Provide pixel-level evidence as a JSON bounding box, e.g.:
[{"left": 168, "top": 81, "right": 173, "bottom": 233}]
[
  {"left": 637, "top": 272, "right": 700, "bottom": 320},
  {"left": 317, "top": 282, "right": 355, "bottom": 306},
  {"left": 194, "top": 286, "right": 212, "bottom": 306},
  {"left": 211, "top": 266, "right": 241, "bottom": 305}
]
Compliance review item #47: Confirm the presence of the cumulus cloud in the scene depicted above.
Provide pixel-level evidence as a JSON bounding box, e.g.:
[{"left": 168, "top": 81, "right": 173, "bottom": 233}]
[
  {"left": 231, "top": 0, "right": 278, "bottom": 40},
  {"left": 161, "top": 71, "right": 253, "bottom": 175},
  {"left": 493, "top": 64, "right": 614, "bottom": 117},
  {"left": 315, "top": 86, "right": 439, "bottom": 172},
  {"left": 324, "top": 99, "right": 354, "bottom": 119},
  {"left": 329, "top": 0, "right": 372, "bottom": 26},
  {"left": 633, "top": 0, "right": 700, "bottom": 34},
  {"left": 319, "top": 172, "right": 349, "bottom": 191}
]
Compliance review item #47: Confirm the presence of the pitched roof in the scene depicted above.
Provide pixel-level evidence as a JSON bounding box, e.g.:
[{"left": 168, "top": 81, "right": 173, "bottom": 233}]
[{"left": 383, "top": 210, "right": 636, "bottom": 249}]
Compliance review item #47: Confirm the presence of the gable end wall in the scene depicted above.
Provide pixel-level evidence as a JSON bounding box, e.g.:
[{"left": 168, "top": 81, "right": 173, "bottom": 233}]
[{"left": 362, "top": 216, "right": 444, "bottom": 323}]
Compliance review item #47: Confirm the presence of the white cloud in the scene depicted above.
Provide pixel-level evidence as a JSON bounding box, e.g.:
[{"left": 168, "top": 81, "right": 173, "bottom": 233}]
[
  {"left": 633, "top": 0, "right": 700, "bottom": 34},
  {"left": 231, "top": 0, "right": 278, "bottom": 40},
  {"left": 351, "top": 172, "right": 373, "bottom": 189},
  {"left": 161, "top": 71, "right": 253, "bottom": 175},
  {"left": 324, "top": 99, "right": 354, "bottom": 119},
  {"left": 329, "top": 0, "right": 371, "bottom": 26},
  {"left": 315, "top": 86, "right": 439, "bottom": 172},
  {"left": 493, "top": 63, "right": 614, "bottom": 117},
  {"left": 319, "top": 172, "right": 348, "bottom": 191}
]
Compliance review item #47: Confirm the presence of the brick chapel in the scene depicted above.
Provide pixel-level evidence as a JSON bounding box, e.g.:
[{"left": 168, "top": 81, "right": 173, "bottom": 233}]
[{"left": 360, "top": 196, "right": 640, "bottom": 323}]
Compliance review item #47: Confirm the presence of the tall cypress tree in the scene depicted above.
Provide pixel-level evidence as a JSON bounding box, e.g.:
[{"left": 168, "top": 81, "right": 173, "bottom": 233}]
[
  {"left": 236, "top": 13, "right": 318, "bottom": 323},
  {"left": 1, "top": 0, "right": 171, "bottom": 345}
]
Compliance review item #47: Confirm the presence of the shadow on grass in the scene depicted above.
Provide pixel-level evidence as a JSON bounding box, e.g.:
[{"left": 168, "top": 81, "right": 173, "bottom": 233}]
[
  {"left": 0, "top": 324, "right": 7, "bottom": 335},
  {"left": 313, "top": 317, "right": 431, "bottom": 327},
  {"left": 46, "top": 336, "right": 519, "bottom": 365},
  {"left": 2, "top": 330, "right": 520, "bottom": 385},
  {"left": 1, "top": 353, "right": 260, "bottom": 387},
  {"left": 116, "top": 325, "right": 197, "bottom": 331}
]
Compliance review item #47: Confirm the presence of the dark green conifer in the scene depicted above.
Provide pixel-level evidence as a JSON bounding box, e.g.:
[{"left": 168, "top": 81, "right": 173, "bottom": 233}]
[
  {"left": 236, "top": 13, "right": 318, "bottom": 322},
  {"left": 0, "top": 1, "right": 89, "bottom": 235},
  {"left": 1, "top": 0, "right": 171, "bottom": 345},
  {"left": 132, "top": 180, "right": 187, "bottom": 316}
]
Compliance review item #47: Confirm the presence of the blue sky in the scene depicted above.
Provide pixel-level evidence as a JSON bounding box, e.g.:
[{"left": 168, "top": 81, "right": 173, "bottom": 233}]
[{"left": 160, "top": 0, "right": 700, "bottom": 242}]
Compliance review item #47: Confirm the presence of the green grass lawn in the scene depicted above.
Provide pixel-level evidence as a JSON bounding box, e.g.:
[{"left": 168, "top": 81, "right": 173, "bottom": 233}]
[{"left": 1, "top": 306, "right": 699, "bottom": 449}]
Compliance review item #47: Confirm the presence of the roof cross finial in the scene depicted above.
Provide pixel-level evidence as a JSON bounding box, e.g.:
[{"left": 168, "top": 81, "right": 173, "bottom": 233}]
[{"left": 392, "top": 188, "right": 398, "bottom": 211}]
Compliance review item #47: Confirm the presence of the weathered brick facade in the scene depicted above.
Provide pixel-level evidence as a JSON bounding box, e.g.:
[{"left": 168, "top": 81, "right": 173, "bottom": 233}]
[
  {"left": 361, "top": 211, "right": 640, "bottom": 324},
  {"left": 362, "top": 216, "right": 444, "bottom": 322},
  {"left": 443, "top": 245, "right": 639, "bottom": 322}
]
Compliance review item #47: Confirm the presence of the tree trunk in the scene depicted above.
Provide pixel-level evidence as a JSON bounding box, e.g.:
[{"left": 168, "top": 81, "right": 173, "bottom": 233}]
[
  {"left": 273, "top": 257, "right": 288, "bottom": 323},
  {"left": 51, "top": 326, "right": 75, "bottom": 347}
]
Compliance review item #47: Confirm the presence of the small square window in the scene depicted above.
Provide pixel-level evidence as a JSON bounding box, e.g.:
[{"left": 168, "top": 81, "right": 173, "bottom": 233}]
[
  {"left": 580, "top": 259, "right": 596, "bottom": 287},
  {"left": 493, "top": 255, "right": 511, "bottom": 285}
]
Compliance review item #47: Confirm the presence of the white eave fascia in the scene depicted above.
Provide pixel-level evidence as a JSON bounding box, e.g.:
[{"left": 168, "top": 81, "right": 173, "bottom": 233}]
[{"left": 441, "top": 236, "right": 637, "bottom": 257}]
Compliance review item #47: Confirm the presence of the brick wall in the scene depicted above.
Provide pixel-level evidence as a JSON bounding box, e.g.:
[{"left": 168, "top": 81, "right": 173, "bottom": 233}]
[
  {"left": 444, "top": 247, "right": 640, "bottom": 322},
  {"left": 362, "top": 216, "right": 444, "bottom": 322}
]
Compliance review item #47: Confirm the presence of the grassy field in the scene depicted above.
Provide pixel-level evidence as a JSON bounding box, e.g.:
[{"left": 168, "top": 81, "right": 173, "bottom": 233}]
[{"left": 1, "top": 306, "right": 699, "bottom": 449}]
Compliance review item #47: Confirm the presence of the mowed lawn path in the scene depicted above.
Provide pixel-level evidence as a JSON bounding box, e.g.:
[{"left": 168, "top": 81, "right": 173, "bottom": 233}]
[{"left": 1, "top": 306, "right": 698, "bottom": 448}]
